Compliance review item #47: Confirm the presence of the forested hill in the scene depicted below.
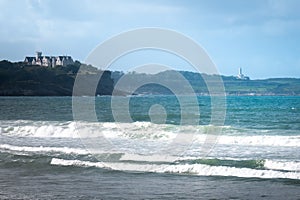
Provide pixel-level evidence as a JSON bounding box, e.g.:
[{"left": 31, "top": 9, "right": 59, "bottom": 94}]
[
  {"left": 0, "top": 60, "right": 114, "bottom": 96},
  {"left": 1, "top": 60, "right": 299, "bottom": 96},
  {"left": 111, "top": 70, "right": 300, "bottom": 96}
]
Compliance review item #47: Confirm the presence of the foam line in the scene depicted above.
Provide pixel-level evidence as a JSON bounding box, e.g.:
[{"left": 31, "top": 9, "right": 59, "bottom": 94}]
[
  {"left": 0, "top": 144, "right": 88, "bottom": 155},
  {"left": 50, "top": 158, "right": 300, "bottom": 180},
  {"left": 2, "top": 121, "right": 300, "bottom": 147}
]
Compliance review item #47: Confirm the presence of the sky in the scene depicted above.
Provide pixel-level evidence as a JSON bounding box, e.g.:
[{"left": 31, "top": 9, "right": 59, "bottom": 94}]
[{"left": 0, "top": 0, "right": 300, "bottom": 79}]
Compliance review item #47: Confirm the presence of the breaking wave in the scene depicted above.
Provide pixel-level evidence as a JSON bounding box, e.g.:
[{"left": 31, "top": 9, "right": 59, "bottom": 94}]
[
  {"left": 1, "top": 120, "right": 300, "bottom": 147},
  {"left": 50, "top": 158, "right": 300, "bottom": 180},
  {"left": 1, "top": 142, "right": 299, "bottom": 180}
]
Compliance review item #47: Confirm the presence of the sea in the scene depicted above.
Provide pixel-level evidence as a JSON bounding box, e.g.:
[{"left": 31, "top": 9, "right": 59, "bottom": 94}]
[{"left": 0, "top": 96, "right": 299, "bottom": 199}]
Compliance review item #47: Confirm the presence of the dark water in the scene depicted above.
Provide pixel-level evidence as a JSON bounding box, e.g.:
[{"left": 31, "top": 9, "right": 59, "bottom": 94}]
[{"left": 0, "top": 96, "right": 300, "bottom": 199}]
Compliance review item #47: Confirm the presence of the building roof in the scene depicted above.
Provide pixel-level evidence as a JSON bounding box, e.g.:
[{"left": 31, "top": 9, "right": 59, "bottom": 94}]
[
  {"left": 24, "top": 57, "right": 35, "bottom": 62},
  {"left": 24, "top": 52, "right": 74, "bottom": 66}
]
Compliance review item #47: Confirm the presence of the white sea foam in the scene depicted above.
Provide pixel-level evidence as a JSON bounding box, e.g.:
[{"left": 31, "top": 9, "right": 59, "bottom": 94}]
[
  {"left": 50, "top": 158, "right": 300, "bottom": 180},
  {"left": 264, "top": 160, "right": 300, "bottom": 171},
  {"left": 2, "top": 121, "right": 300, "bottom": 147},
  {"left": 0, "top": 144, "right": 89, "bottom": 155},
  {"left": 216, "top": 135, "right": 300, "bottom": 147},
  {"left": 1, "top": 121, "right": 78, "bottom": 138},
  {"left": 51, "top": 158, "right": 106, "bottom": 168},
  {"left": 3, "top": 143, "right": 298, "bottom": 173},
  {"left": 119, "top": 154, "right": 300, "bottom": 172}
]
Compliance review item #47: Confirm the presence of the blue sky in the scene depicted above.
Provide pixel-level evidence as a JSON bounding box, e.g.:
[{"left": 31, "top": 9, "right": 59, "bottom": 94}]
[{"left": 0, "top": 0, "right": 300, "bottom": 79}]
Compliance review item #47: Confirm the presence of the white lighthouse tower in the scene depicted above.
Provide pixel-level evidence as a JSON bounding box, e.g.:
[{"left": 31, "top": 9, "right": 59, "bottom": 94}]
[
  {"left": 237, "top": 67, "right": 249, "bottom": 80},
  {"left": 237, "top": 67, "right": 244, "bottom": 79}
]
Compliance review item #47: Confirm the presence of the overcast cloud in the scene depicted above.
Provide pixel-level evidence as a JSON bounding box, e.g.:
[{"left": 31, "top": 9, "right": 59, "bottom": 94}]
[{"left": 0, "top": 0, "right": 300, "bottom": 78}]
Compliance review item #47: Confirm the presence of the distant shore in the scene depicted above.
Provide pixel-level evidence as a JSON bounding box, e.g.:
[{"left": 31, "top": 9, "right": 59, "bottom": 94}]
[{"left": 1, "top": 60, "right": 300, "bottom": 96}]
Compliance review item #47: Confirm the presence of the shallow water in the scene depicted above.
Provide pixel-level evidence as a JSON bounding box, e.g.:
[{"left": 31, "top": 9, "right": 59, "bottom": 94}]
[{"left": 0, "top": 96, "right": 299, "bottom": 199}]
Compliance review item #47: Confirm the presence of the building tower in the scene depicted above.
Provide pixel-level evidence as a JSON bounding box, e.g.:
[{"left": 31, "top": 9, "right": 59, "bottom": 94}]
[
  {"left": 237, "top": 67, "right": 250, "bottom": 80},
  {"left": 36, "top": 51, "right": 42, "bottom": 59}
]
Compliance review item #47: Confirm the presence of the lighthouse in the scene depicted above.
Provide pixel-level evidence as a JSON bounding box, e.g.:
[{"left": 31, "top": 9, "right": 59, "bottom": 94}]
[{"left": 237, "top": 67, "right": 250, "bottom": 80}]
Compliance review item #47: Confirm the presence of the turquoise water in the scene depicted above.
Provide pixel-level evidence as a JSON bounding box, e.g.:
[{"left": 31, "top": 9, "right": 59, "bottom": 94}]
[
  {"left": 0, "top": 96, "right": 299, "bottom": 199},
  {"left": 1, "top": 96, "right": 299, "bottom": 129}
]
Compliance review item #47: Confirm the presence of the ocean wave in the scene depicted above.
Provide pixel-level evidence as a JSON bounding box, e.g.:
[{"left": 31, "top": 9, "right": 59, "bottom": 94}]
[
  {"left": 264, "top": 160, "right": 300, "bottom": 171},
  {"left": 1, "top": 121, "right": 78, "bottom": 138},
  {"left": 1, "top": 143, "right": 298, "bottom": 174},
  {"left": 1, "top": 121, "right": 300, "bottom": 147},
  {"left": 50, "top": 158, "right": 300, "bottom": 180},
  {"left": 120, "top": 154, "right": 300, "bottom": 172},
  {"left": 216, "top": 135, "right": 300, "bottom": 147},
  {"left": 0, "top": 144, "right": 89, "bottom": 155}
]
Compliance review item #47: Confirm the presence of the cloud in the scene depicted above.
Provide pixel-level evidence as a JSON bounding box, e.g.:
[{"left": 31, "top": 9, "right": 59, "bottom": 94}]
[
  {"left": 1, "top": 0, "right": 184, "bottom": 41},
  {"left": 0, "top": 0, "right": 299, "bottom": 78}
]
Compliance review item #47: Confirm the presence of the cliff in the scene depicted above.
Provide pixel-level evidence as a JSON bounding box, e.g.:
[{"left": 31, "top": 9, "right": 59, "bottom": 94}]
[{"left": 0, "top": 60, "right": 114, "bottom": 96}]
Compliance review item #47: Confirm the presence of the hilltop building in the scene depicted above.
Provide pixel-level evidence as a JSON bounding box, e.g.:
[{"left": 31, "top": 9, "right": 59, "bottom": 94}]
[
  {"left": 236, "top": 67, "right": 250, "bottom": 80},
  {"left": 24, "top": 51, "right": 74, "bottom": 67}
]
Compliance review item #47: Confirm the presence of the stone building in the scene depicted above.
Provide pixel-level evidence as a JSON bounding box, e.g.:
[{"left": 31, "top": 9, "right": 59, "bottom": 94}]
[{"left": 24, "top": 51, "right": 74, "bottom": 67}]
